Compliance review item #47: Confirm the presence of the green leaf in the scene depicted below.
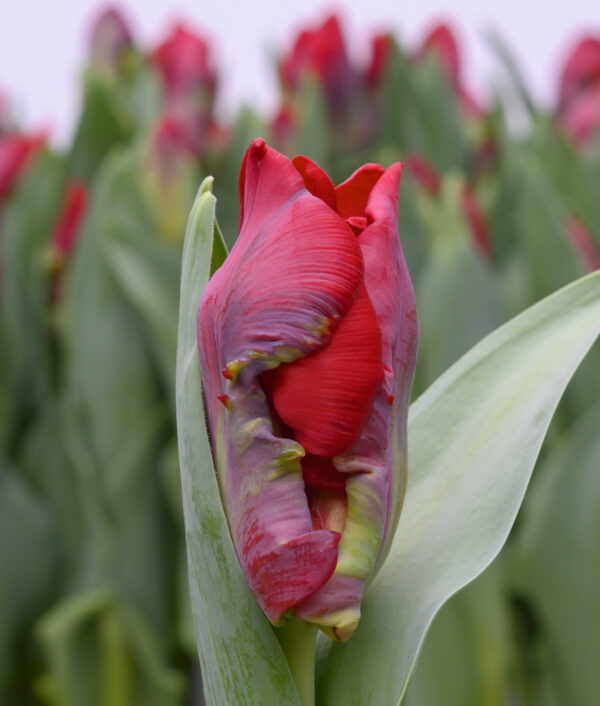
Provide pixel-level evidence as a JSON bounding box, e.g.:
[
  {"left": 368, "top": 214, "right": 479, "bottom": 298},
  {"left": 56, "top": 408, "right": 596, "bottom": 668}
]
[
  {"left": 0, "top": 152, "right": 65, "bottom": 451},
  {"left": 414, "top": 187, "right": 504, "bottom": 392},
  {"left": 405, "top": 558, "right": 522, "bottom": 706},
  {"left": 316, "top": 271, "right": 600, "bottom": 706},
  {"left": 512, "top": 400, "right": 600, "bottom": 705},
  {"left": 0, "top": 465, "right": 56, "bottom": 696},
  {"left": 176, "top": 178, "right": 302, "bottom": 706},
  {"left": 35, "top": 589, "right": 185, "bottom": 706},
  {"left": 67, "top": 77, "right": 133, "bottom": 182}
]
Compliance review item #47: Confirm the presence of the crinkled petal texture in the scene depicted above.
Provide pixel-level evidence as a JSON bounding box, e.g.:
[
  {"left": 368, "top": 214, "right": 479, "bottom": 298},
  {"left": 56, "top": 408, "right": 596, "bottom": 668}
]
[{"left": 197, "top": 139, "right": 418, "bottom": 639}]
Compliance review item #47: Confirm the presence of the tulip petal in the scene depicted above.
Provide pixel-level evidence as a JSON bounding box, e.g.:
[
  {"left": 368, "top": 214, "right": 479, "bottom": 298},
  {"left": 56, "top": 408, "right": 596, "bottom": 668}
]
[
  {"left": 268, "top": 283, "right": 384, "bottom": 457},
  {"left": 335, "top": 163, "right": 385, "bottom": 220},
  {"left": 302, "top": 454, "right": 347, "bottom": 492},
  {"left": 292, "top": 155, "right": 337, "bottom": 212}
]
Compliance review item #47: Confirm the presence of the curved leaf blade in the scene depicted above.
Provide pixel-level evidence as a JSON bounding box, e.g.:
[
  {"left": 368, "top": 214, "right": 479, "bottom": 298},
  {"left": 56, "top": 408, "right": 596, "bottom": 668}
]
[
  {"left": 176, "top": 178, "right": 302, "bottom": 706},
  {"left": 316, "top": 271, "right": 600, "bottom": 706}
]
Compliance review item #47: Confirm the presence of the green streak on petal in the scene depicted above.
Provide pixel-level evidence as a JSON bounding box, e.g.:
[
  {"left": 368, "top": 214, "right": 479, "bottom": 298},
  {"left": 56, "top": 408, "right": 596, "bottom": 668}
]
[{"left": 336, "top": 473, "right": 386, "bottom": 580}]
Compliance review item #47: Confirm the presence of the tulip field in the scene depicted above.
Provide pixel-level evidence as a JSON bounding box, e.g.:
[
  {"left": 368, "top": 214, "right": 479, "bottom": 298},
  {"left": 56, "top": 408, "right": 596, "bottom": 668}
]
[{"left": 1, "top": 8, "right": 600, "bottom": 706}]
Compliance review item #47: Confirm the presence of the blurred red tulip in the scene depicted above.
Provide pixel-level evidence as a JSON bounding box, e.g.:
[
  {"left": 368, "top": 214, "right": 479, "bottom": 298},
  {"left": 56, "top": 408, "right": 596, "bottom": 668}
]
[
  {"left": 365, "top": 33, "right": 394, "bottom": 87},
  {"left": 559, "top": 37, "right": 600, "bottom": 107},
  {"left": 89, "top": 6, "right": 133, "bottom": 71},
  {"left": 152, "top": 113, "right": 198, "bottom": 160},
  {"left": 405, "top": 152, "right": 441, "bottom": 196},
  {"left": 461, "top": 186, "right": 492, "bottom": 258},
  {"left": 421, "top": 23, "right": 460, "bottom": 86},
  {"left": 419, "top": 22, "right": 483, "bottom": 118},
  {"left": 558, "top": 36, "right": 600, "bottom": 145},
  {"left": 152, "top": 24, "right": 217, "bottom": 156},
  {"left": 279, "top": 14, "right": 355, "bottom": 110},
  {"left": 560, "top": 88, "right": 600, "bottom": 144},
  {"left": 271, "top": 105, "right": 295, "bottom": 144},
  {"left": 0, "top": 132, "right": 45, "bottom": 202},
  {"left": 153, "top": 23, "right": 216, "bottom": 100},
  {"left": 51, "top": 181, "right": 88, "bottom": 258},
  {"left": 565, "top": 217, "right": 600, "bottom": 272}
]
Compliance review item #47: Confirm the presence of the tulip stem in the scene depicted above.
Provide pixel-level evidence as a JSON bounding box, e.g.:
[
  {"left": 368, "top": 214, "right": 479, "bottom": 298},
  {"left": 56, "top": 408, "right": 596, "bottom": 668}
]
[{"left": 275, "top": 617, "right": 318, "bottom": 706}]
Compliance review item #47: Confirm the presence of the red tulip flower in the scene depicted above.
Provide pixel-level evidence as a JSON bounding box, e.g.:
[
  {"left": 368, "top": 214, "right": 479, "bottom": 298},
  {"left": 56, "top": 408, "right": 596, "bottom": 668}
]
[
  {"left": 153, "top": 23, "right": 216, "bottom": 102},
  {"left": 197, "top": 139, "right": 418, "bottom": 640},
  {"left": 0, "top": 132, "right": 45, "bottom": 203},
  {"left": 279, "top": 14, "right": 356, "bottom": 111},
  {"left": 152, "top": 23, "right": 217, "bottom": 155},
  {"left": 51, "top": 181, "right": 88, "bottom": 259},
  {"left": 559, "top": 37, "right": 600, "bottom": 108},
  {"left": 558, "top": 37, "right": 600, "bottom": 145},
  {"left": 89, "top": 6, "right": 134, "bottom": 72},
  {"left": 365, "top": 33, "right": 395, "bottom": 88},
  {"left": 419, "top": 23, "right": 483, "bottom": 118}
]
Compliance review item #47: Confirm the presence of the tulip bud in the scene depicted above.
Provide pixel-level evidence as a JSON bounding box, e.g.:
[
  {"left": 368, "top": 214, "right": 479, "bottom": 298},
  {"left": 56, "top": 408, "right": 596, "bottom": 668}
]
[
  {"left": 364, "top": 33, "right": 395, "bottom": 88},
  {"left": 0, "top": 132, "right": 45, "bottom": 203},
  {"left": 557, "top": 36, "right": 600, "bottom": 145},
  {"left": 418, "top": 22, "right": 483, "bottom": 118},
  {"left": 140, "top": 114, "right": 198, "bottom": 242},
  {"left": 89, "top": 6, "right": 134, "bottom": 75},
  {"left": 279, "top": 14, "right": 357, "bottom": 113},
  {"left": 559, "top": 37, "right": 600, "bottom": 109},
  {"left": 197, "top": 139, "right": 418, "bottom": 640},
  {"left": 50, "top": 181, "right": 88, "bottom": 264},
  {"left": 152, "top": 23, "right": 217, "bottom": 155}
]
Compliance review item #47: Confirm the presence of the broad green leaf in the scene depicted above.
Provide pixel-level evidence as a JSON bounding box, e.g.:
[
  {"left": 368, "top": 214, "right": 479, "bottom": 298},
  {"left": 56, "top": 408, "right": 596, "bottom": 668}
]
[
  {"left": 316, "top": 271, "right": 600, "bottom": 706},
  {"left": 512, "top": 401, "right": 600, "bottom": 705},
  {"left": 176, "top": 179, "right": 302, "bottom": 706}
]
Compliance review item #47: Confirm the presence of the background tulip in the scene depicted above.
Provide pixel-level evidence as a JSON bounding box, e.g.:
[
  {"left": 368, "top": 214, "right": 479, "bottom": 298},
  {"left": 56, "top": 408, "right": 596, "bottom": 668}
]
[
  {"left": 0, "top": 132, "right": 45, "bottom": 202},
  {"left": 558, "top": 36, "right": 600, "bottom": 145}
]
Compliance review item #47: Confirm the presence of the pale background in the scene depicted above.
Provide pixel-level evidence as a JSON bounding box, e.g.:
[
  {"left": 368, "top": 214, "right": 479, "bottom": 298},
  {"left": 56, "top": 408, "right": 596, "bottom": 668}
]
[{"left": 1, "top": 0, "right": 599, "bottom": 143}]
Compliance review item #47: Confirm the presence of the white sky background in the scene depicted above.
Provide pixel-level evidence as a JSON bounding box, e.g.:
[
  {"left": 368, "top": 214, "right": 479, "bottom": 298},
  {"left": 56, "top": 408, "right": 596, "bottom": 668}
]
[{"left": 1, "top": 0, "right": 599, "bottom": 143}]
